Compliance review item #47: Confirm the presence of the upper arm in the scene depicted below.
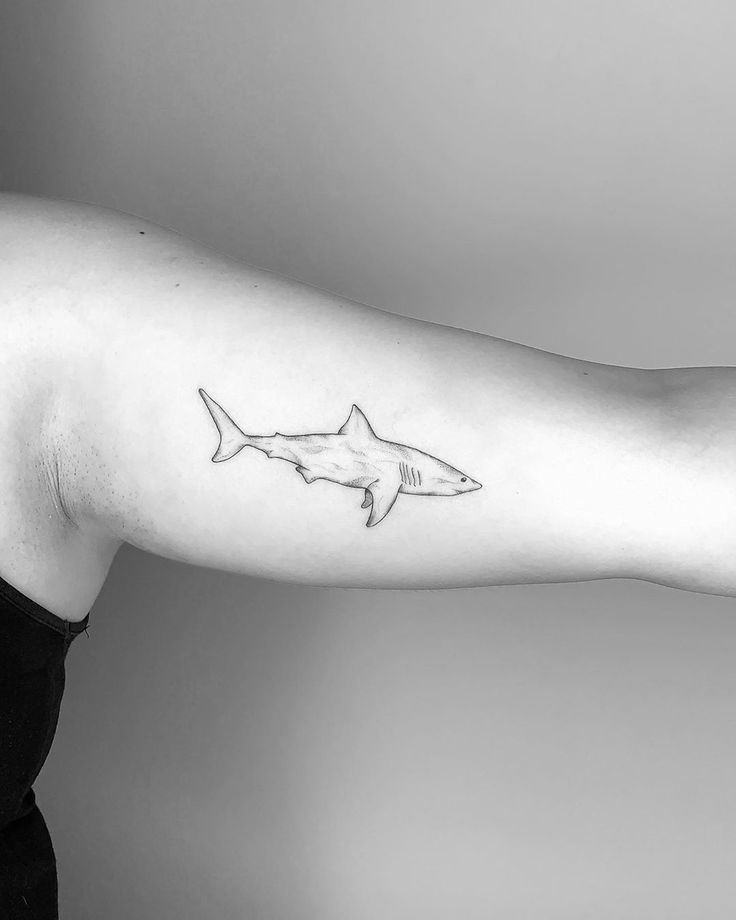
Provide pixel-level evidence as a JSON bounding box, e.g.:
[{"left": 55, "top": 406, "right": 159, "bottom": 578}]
[{"left": 39, "top": 199, "right": 681, "bottom": 590}]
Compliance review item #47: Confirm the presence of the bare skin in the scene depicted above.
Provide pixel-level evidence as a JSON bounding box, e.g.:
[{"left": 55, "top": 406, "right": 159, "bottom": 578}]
[{"left": 1, "top": 192, "right": 736, "bottom": 622}]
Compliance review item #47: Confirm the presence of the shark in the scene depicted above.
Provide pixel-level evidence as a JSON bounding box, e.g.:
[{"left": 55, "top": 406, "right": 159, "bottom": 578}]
[{"left": 199, "top": 388, "right": 482, "bottom": 527}]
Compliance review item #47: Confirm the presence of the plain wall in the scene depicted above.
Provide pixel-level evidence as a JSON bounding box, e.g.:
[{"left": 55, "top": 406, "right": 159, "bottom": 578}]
[{"left": 3, "top": 2, "right": 736, "bottom": 917}]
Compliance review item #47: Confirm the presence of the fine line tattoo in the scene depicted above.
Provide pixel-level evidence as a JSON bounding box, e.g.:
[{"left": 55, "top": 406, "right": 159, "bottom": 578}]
[{"left": 199, "top": 389, "right": 482, "bottom": 527}]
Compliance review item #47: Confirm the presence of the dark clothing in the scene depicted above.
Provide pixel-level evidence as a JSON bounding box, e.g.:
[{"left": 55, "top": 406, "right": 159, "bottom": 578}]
[{"left": 0, "top": 573, "right": 89, "bottom": 919}]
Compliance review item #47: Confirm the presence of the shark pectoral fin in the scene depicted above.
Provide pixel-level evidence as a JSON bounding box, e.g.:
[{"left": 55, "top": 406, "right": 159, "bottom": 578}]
[
  {"left": 365, "top": 479, "right": 401, "bottom": 527},
  {"left": 295, "top": 465, "right": 318, "bottom": 484},
  {"left": 361, "top": 490, "right": 372, "bottom": 509}
]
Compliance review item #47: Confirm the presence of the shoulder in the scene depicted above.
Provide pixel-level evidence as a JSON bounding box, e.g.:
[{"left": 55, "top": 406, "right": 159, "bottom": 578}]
[
  {"left": 0, "top": 192, "right": 277, "bottom": 616},
  {"left": 0, "top": 193, "right": 124, "bottom": 619}
]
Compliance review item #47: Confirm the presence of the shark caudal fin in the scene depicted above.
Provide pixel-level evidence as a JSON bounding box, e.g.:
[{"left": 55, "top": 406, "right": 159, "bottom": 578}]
[{"left": 198, "top": 389, "right": 249, "bottom": 462}]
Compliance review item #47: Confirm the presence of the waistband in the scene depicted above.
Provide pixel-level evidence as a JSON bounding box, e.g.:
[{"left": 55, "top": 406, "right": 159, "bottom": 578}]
[{"left": 0, "top": 571, "right": 90, "bottom": 638}]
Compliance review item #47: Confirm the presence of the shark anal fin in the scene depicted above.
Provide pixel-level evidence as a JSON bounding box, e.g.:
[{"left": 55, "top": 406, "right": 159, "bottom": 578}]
[
  {"left": 296, "top": 465, "right": 318, "bottom": 484},
  {"left": 365, "top": 478, "right": 401, "bottom": 527},
  {"left": 338, "top": 405, "right": 377, "bottom": 440},
  {"left": 361, "top": 490, "right": 372, "bottom": 509}
]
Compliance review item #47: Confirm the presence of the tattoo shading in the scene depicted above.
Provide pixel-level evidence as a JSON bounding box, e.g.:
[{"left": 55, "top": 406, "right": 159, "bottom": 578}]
[{"left": 199, "top": 389, "right": 482, "bottom": 527}]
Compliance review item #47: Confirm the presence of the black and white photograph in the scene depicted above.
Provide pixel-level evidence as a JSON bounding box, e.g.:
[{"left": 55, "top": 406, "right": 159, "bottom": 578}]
[{"left": 2, "top": 2, "right": 736, "bottom": 917}]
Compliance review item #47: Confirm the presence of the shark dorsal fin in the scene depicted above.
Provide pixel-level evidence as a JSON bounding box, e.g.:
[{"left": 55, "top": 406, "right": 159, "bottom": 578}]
[{"left": 338, "top": 405, "right": 376, "bottom": 439}]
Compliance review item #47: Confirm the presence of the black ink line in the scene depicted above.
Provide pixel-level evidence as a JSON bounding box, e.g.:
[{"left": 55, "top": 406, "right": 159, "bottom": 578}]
[{"left": 199, "top": 389, "right": 482, "bottom": 528}]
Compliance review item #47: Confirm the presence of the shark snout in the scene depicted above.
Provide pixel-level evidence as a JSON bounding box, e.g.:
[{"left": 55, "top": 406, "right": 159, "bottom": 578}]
[{"left": 455, "top": 478, "right": 482, "bottom": 493}]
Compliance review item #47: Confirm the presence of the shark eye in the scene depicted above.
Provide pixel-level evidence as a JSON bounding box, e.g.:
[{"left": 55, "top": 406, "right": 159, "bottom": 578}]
[{"left": 461, "top": 477, "right": 467, "bottom": 482}]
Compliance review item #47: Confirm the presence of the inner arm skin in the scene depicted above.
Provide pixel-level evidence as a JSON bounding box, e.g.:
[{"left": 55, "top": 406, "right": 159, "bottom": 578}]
[{"left": 15, "top": 196, "right": 736, "bottom": 596}]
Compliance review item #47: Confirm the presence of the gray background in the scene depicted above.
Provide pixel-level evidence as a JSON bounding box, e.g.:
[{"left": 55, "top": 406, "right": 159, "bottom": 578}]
[{"left": 3, "top": 2, "right": 736, "bottom": 917}]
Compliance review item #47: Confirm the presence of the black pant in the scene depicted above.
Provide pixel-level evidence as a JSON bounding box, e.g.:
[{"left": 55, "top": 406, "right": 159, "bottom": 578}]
[{"left": 0, "top": 574, "right": 89, "bottom": 919}]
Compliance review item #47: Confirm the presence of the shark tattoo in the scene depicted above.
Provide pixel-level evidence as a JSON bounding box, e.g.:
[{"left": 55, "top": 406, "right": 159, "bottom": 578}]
[{"left": 199, "top": 389, "right": 482, "bottom": 527}]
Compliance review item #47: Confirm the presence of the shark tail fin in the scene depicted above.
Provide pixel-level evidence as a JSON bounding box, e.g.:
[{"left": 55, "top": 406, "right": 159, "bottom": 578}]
[{"left": 199, "top": 389, "right": 249, "bottom": 462}]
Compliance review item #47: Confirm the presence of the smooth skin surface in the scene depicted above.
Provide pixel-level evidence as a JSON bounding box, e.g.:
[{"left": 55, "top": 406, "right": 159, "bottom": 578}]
[{"left": 1, "top": 192, "right": 735, "bottom": 621}]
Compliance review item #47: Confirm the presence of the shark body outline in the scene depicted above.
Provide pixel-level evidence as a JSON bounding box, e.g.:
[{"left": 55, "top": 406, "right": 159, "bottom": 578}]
[{"left": 198, "top": 388, "right": 482, "bottom": 527}]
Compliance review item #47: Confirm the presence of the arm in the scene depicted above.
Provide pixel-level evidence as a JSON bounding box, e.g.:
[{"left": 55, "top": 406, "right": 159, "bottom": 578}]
[{"left": 27, "top": 197, "right": 736, "bottom": 596}]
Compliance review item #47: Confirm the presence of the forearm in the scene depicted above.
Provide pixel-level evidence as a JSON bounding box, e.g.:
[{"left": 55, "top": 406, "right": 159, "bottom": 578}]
[{"left": 638, "top": 365, "right": 736, "bottom": 596}]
